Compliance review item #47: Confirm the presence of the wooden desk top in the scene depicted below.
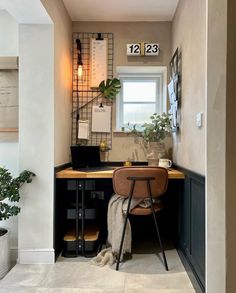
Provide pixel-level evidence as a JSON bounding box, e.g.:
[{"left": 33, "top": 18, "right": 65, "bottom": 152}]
[{"left": 56, "top": 167, "right": 185, "bottom": 179}]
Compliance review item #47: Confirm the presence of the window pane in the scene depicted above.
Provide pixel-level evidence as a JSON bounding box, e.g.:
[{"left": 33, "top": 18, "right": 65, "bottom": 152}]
[
  {"left": 123, "top": 103, "right": 155, "bottom": 125},
  {"left": 123, "top": 81, "right": 156, "bottom": 102}
]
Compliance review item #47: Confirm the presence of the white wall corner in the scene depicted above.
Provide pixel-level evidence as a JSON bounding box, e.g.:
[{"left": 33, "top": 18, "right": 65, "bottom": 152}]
[{"left": 18, "top": 249, "right": 55, "bottom": 264}]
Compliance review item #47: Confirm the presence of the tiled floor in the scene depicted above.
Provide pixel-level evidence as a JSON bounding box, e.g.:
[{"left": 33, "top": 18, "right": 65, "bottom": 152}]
[{"left": 0, "top": 242, "right": 195, "bottom": 293}]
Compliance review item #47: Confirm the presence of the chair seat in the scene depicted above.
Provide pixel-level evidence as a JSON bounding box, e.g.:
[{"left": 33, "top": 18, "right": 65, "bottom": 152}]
[{"left": 130, "top": 202, "right": 163, "bottom": 216}]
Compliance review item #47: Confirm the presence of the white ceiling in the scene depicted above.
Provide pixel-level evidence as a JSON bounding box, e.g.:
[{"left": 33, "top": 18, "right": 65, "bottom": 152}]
[
  {"left": 62, "top": 0, "right": 179, "bottom": 22},
  {"left": 0, "top": 0, "right": 51, "bottom": 23}
]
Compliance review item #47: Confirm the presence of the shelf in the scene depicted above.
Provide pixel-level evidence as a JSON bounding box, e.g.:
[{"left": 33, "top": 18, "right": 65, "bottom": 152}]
[{"left": 63, "top": 225, "right": 100, "bottom": 242}]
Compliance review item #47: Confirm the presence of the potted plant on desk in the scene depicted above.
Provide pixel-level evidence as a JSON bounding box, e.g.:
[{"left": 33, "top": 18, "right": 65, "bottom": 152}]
[
  {"left": 0, "top": 166, "right": 35, "bottom": 279},
  {"left": 128, "top": 113, "right": 172, "bottom": 166}
]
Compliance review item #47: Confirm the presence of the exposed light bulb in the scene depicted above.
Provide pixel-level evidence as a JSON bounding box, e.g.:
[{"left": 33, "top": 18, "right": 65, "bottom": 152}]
[{"left": 78, "top": 64, "right": 83, "bottom": 77}]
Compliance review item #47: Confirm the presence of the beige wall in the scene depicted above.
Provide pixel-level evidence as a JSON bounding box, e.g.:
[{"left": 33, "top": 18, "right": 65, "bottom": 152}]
[
  {"left": 226, "top": 0, "right": 236, "bottom": 291},
  {"left": 207, "top": 0, "right": 228, "bottom": 292},
  {"left": 41, "top": 0, "right": 72, "bottom": 166},
  {"left": 172, "top": 0, "right": 206, "bottom": 175},
  {"left": 73, "top": 22, "right": 172, "bottom": 162}
]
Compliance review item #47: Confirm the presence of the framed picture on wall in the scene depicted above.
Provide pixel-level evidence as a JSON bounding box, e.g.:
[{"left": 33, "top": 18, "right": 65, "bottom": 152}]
[
  {"left": 0, "top": 70, "right": 18, "bottom": 132},
  {"left": 168, "top": 48, "right": 181, "bottom": 130},
  {"left": 0, "top": 57, "right": 18, "bottom": 134}
]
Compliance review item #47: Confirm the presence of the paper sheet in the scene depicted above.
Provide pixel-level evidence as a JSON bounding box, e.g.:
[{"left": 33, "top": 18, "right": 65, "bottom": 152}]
[
  {"left": 92, "top": 106, "right": 111, "bottom": 133},
  {"left": 78, "top": 120, "right": 89, "bottom": 139},
  {"left": 90, "top": 38, "right": 108, "bottom": 88}
]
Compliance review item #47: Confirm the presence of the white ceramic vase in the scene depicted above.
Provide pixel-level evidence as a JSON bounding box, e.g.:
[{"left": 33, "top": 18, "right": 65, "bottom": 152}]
[
  {"left": 0, "top": 229, "right": 10, "bottom": 279},
  {"left": 146, "top": 142, "right": 166, "bottom": 166}
]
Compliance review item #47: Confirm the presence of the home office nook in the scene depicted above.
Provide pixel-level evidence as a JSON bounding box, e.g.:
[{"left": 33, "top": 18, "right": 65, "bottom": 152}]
[
  {"left": 4, "top": 0, "right": 231, "bottom": 291},
  {"left": 54, "top": 29, "right": 204, "bottom": 292}
]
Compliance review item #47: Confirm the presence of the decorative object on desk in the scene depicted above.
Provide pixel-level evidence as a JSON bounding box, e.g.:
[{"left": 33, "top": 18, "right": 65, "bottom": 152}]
[
  {"left": 0, "top": 166, "right": 35, "bottom": 279},
  {"left": 99, "top": 140, "right": 108, "bottom": 152},
  {"left": 123, "top": 161, "right": 132, "bottom": 167},
  {"left": 158, "top": 158, "right": 172, "bottom": 169},
  {"left": 128, "top": 113, "right": 171, "bottom": 166}
]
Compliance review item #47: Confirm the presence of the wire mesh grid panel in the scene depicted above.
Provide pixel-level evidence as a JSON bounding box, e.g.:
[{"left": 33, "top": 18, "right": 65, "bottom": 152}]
[{"left": 72, "top": 32, "right": 114, "bottom": 149}]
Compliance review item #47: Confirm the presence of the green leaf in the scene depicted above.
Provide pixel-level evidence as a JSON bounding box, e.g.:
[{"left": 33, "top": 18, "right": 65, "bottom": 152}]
[
  {"left": 0, "top": 167, "right": 35, "bottom": 221},
  {"left": 98, "top": 78, "right": 121, "bottom": 101}
]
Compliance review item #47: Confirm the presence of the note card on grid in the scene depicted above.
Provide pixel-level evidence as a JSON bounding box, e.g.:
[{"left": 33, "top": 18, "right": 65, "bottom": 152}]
[
  {"left": 92, "top": 106, "right": 111, "bottom": 133},
  {"left": 90, "top": 38, "right": 107, "bottom": 88},
  {"left": 78, "top": 120, "right": 89, "bottom": 139}
]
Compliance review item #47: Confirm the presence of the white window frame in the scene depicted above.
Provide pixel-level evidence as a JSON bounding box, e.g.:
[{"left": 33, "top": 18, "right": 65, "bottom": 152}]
[{"left": 116, "top": 66, "right": 167, "bottom": 131}]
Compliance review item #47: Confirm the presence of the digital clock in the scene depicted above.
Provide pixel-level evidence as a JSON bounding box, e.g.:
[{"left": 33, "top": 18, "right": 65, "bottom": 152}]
[
  {"left": 126, "top": 42, "right": 159, "bottom": 56},
  {"left": 126, "top": 43, "right": 141, "bottom": 56},
  {"left": 144, "top": 43, "right": 159, "bottom": 56}
]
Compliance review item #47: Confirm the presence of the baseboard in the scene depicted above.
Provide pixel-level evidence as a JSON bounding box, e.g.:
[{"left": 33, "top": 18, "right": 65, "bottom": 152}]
[
  {"left": 10, "top": 247, "right": 18, "bottom": 267},
  {"left": 18, "top": 249, "right": 55, "bottom": 264},
  {"left": 177, "top": 249, "right": 204, "bottom": 293}
]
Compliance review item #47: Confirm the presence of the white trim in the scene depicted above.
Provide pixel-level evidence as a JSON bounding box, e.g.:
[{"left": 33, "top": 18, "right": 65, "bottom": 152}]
[
  {"left": 116, "top": 66, "right": 167, "bottom": 75},
  {"left": 10, "top": 247, "right": 18, "bottom": 264},
  {"left": 18, "top": 249, "right": 55, "bottom": 264}
]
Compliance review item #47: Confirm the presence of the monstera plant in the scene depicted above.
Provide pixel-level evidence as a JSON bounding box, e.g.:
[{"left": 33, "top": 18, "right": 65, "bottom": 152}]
[{"left": 98, "top": 78, "right": 121, "bottom": 101}]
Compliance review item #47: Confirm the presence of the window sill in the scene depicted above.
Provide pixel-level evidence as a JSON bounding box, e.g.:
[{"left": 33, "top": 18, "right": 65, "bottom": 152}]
[{"left": 113, "top": 130, "right": 135, "bottom": 136}]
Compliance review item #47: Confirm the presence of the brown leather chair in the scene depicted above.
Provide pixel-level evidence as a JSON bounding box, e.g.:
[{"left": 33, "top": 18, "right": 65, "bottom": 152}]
[{"left": 112, "top": 166, "right": 169, "bottom": 271}]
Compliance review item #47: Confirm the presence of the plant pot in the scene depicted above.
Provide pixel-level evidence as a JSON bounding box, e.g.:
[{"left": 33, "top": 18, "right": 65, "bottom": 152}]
[
  {"left": 146, "top": 142, "right": 166, "bottom": 166},
  {"left": 0, "top": 228, "right": 10, "bottom": 279}
]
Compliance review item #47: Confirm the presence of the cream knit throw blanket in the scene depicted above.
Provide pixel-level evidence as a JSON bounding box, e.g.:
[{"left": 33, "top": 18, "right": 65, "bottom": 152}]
[{"left": 91, "top": 193, "right": 142, "bottom": 267}]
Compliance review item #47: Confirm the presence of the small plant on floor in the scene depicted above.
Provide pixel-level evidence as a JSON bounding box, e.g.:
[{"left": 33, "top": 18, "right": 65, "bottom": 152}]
[{"left": 0, "top": 166, "right": 35, "bottom": 227}]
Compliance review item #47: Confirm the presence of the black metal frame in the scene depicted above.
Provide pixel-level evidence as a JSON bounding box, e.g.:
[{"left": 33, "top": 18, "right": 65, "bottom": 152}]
[{"left": 116, "top": 176, "right": 169, "bottom": 271}]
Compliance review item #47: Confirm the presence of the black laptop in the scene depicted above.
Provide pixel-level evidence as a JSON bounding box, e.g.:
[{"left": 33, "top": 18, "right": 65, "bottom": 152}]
[{"left": 71, "top": 145, "right": 102, "bottom": 171}]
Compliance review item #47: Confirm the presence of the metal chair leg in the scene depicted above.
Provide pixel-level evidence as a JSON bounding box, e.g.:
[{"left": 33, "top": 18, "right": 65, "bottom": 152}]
[
  {"left": 116, "top": 181, "right": 135, "bottom": 271},
  {"left": 151, "top": 209, "right": 169, "bottom": 271},
  {"left": 147, "top": 181, "right": 169, "bottom": 271}
]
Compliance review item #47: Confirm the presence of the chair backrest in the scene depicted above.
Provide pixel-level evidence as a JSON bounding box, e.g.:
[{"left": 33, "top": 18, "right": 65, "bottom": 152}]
[{"left": 112, "top": 166, "right": 168, "bottom": 199}]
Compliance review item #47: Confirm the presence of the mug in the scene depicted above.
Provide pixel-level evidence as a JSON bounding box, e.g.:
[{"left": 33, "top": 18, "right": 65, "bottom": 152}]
[{"left": 158, "top": 158, "right": 172, "bottom": 168}]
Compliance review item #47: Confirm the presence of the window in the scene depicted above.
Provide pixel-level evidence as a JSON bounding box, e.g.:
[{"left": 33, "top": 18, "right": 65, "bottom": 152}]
[{"left": 116, "top": 66, "right": 167, "bottom": 131}]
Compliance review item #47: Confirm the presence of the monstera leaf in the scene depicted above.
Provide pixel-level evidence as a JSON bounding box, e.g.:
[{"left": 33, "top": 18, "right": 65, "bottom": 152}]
[{"left": 98, "top": 78, "right": 121, "bottom": 100}]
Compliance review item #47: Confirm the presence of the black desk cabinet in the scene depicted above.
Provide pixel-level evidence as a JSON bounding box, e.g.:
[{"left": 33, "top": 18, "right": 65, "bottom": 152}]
[{"left": 54, "top": 178, "right": 113, "bottom": 258}]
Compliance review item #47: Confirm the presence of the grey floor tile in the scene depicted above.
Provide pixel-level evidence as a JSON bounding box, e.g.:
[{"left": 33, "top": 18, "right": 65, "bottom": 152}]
[
  {"left": 37, "top": 289, "right": 124, "bottom": 293},
  {"left": 0, "top": 265, "right": 53, "bottom": 287},
  {"left": 0, "top": 288, "right": 38, "bottom": 293},
  {"left": 125, "top": 289, "right": 195, "bottom": 293},
  {"left": 41, "top": 262, "right": 125, "bottom": 290},
  {"left": 0, "top": 289, "right": 125, "bottom": 293},
  {"left": 124, "top": 272, "right": 193, "bottom": 290},
  {"left": 0, "top": 247, "right": 195, "bottom": 293}
]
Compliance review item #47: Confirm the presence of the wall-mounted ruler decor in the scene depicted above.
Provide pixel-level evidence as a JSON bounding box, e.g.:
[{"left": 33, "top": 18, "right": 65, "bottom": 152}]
[{"left": 72, "top": 32, "right": 114, "bottom": 149}]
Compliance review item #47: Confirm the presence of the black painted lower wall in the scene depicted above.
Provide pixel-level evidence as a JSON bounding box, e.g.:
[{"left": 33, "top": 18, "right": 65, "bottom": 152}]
[{"left": 175, "top": 165, "right": 205, "bottom": 293}]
